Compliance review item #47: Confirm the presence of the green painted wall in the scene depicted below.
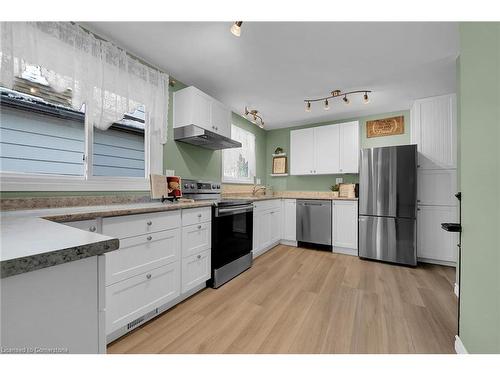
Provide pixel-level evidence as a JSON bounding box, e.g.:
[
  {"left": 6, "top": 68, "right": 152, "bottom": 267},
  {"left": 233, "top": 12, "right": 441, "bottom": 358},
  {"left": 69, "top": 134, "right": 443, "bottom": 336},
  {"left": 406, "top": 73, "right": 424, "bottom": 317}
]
[
  {"left": 458, "top": 22, "right": 500, "bottom": 354},
  {"left": 265, "top": 110, "right": 410, "bottom": 191}
]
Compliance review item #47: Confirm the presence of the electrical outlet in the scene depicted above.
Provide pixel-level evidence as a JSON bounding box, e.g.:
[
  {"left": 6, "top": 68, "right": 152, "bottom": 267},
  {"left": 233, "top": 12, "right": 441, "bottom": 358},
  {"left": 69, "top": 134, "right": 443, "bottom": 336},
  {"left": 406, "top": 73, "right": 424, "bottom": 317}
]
[
  {"left": 336, "top": 177, "right": 343, "bottom": 184},
  {"left": 165, "top": 169, "right": 175, "bottom": 176},
  {"left": 256, "top": 178, "right": 261, "bottom": 185}
]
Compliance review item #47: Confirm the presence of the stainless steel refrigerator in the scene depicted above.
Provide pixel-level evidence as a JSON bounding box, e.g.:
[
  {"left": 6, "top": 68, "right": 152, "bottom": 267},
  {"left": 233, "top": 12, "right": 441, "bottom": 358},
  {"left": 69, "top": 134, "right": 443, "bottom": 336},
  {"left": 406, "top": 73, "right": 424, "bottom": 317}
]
[{"left": 358, "top": 145, "right": 417, "bottom": 266}]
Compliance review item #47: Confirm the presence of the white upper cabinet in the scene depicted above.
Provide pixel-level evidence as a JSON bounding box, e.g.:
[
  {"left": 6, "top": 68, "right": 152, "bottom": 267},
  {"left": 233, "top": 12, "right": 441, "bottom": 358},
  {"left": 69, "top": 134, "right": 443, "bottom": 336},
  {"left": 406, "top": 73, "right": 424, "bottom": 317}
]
[
  {"left": 173, "top": 86, "right": 231, "bottom": 138},
  {"left": 290, "top": 121, "right": 359, "bottom": 175},
  {"left": 290, "top": 127, "right": 315, "bottom": 175},
  {"left": 339, "top": 121, "right": 360, "bottom": 173},
  {"left": 411, "top": 94, "right": 457, "bottom": 169},
  {"left": 315, "top": 125, "right": 340, "bottom": 174}
]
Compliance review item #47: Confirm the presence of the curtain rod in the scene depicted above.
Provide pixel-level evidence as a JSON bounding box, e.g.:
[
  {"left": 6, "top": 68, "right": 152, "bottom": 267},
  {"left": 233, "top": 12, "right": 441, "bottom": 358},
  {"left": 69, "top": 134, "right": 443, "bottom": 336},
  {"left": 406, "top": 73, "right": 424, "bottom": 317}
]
[{"left": 73, "top": 22, "right": 176, "bottom": 85}]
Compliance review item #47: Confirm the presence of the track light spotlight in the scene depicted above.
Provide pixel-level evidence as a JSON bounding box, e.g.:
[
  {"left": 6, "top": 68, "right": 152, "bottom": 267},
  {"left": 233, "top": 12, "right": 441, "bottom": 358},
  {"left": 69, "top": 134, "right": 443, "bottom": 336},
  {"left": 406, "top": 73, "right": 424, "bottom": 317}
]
[
  {"left": 363, "top": 92, "right": 370, "bottom": 104},
  {"left": 231, "top": 22, "right": 243, "bottom": 37},
  {"left": 324, "top": 99, "right": 330, "bottom": 111},
  {"left": 305, "top": 101, "right": 311, "bottom": 112},
  {"left": 343, "top": 95, "right": 350, "bottom": 105}
]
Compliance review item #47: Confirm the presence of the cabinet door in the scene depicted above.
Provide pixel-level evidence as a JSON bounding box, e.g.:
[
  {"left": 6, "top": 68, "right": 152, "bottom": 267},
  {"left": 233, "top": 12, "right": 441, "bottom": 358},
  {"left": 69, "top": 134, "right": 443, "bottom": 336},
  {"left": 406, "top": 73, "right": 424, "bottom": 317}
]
[
  {"left": 181, "top": 222, "right": 211, "bottom": 258},
  {"left": 411, "top": 94, "right": 457, "bottom": 169},
  {"left": 211, "top": 100, "right": 231, "bottom": 137},
  {"left": 259, "top": 211, "right": 272, "bottom": 250},
  {"left": 333, "top": 201, "right": 358, "bottom": 249},
  {"left": 270, "top": 209, "right": 282, "bottom": 244},
  {"left": 314, "top": 124, "right": 340, "bottom": 174},
  {"left": 181, "top": 250, "right": 211, "bottom": 293},
  {"left": 339, "top": 121, "right": 359, "bottom": 173},
  {"left": 105, "top": 228, "right": 181, "bottom": 286},
  {"left": 417, "top": 205, "right": 458, "bottom": 263},
  {"left": 290, "top": 128, "right": 315, "bottom": 175},
  {"left": 282, "top": 199, "right": 296, "bottom": 241},
  {"left": 417, "top": 169, "right": 458, "bottom": 206},
  {"left": 106, "top": 262, "right": 180, "bottom": 334},
  {"left": 191, "top": 89, "right": 212, "bottom": 131}
]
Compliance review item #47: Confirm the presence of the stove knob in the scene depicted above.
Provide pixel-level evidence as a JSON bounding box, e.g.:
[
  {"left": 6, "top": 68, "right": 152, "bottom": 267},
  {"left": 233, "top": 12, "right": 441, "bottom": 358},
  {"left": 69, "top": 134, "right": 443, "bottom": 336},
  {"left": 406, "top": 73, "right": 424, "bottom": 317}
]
[
  {"left": 217, "top": 184, "right": 221, "bottom": 189},
  {"left": 191, "top": 184, "right": 195, "bottom": 189},
  {"left": 212, "top": 184, "right": 216, "bottom": 189},
  {"left": 184, "top": 183, "right": 189, "bottom": 189}
]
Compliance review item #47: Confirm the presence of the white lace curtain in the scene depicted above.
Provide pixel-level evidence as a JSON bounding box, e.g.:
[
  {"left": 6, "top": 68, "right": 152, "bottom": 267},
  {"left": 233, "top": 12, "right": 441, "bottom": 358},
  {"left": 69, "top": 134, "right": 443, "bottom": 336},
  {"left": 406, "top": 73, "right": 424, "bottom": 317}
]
[{"left": 0, "top": 22, "right": 169, "bottom": 143}]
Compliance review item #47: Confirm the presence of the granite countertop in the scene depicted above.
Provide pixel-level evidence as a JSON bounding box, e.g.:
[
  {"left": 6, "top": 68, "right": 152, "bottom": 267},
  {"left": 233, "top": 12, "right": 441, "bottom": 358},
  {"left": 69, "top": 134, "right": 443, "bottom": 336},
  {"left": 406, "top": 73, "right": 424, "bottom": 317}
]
[
  {"left": 222, "top": 194, "right": 358, "bottom": 202},
  {"left": 0, "top": 200, "right": 214, "bottom": 279}
]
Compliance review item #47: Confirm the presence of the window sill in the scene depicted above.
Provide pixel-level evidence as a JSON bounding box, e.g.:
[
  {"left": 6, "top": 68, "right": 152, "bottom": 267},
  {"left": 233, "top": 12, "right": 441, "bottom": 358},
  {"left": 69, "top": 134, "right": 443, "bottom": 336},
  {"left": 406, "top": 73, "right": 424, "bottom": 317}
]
[
  {"left": 0, "top": 172, "right": 150, "bottom": 192},
  {"left": 221, "top": 178, "right": 255, "bottom": 185}
]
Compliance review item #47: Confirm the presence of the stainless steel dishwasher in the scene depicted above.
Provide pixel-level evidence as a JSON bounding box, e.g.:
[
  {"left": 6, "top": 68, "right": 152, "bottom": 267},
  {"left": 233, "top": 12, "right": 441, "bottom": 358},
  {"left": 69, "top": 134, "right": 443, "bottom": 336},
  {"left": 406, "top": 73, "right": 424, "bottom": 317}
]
[{"left": 296, "top": 200, "right": 332, "bottom": 250}]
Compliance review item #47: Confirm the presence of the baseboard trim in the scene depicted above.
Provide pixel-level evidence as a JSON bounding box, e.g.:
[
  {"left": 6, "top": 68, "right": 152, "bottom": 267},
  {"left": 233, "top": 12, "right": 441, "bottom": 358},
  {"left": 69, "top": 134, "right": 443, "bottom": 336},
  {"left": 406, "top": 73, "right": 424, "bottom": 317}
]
[
  {"left": 454, "top": 335, "right": 468, "bottom": 354},
  {"left": 280, "top": 240, "right": 297, "bottom": 247},
  {"left": 418, "top": 257, "right": 457, "bottom": 267},
  {"left": 333, "top": 247, "right": 358, "bottom": 257},
  {"left": 454, "top": 282, "right": 459, "bottom": 297}
]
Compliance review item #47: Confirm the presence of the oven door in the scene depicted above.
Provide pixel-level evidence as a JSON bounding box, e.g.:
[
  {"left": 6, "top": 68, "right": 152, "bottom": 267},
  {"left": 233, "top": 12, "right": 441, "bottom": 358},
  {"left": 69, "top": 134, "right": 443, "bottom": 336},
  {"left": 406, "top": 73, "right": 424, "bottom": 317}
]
[{"left": 212, "top": 204, "right": 253, "bottom": 270}]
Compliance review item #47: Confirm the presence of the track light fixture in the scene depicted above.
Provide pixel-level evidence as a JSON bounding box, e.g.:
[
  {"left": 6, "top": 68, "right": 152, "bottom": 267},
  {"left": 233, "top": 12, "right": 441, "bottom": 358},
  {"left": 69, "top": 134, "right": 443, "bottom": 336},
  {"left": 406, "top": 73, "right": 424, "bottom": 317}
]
[
  {"left": 304, "top": 89, "right": 371, "bottom": 112},
  {"left": 244, "top": 106, "right": 264, "bottom": 128},
  {"left": 231, "top": 22, "right": 243, "bottom": 37}
]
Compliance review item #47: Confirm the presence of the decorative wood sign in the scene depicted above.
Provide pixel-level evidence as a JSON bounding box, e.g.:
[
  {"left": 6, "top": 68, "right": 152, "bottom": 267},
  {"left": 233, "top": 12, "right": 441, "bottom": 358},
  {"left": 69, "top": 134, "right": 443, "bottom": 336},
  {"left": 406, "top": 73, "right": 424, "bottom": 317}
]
[
  {"left": 272, "top": 155, "right": 287, "bottom": 174},
  {"left": 366, "top": 116, "right": 404, "bottom": 138}
]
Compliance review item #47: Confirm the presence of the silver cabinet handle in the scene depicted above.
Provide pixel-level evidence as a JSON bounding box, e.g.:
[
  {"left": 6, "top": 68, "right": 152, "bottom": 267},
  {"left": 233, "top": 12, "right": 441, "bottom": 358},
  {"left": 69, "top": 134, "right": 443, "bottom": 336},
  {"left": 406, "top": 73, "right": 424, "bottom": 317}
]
[
  {"left": 417, "top": 199, "right": 421, "bottom": 202},
  {"left": 197, "top": 225, "right": 202, "bottom": 229},
  {"left": 147, "top": 235, "right": 153, "bottom": 241},
  {"left": 197, "top": 254, "right": 201, "bottom": 259},
  {"left": 313, "top": 170, "right": 316, "bottom": 173},
  {"left": 146, "top": 273, "right": 152, "bottom": 279},
  {"left": 147, "top": 220, "right": 152, "bottom": 226},
  {"left": 197, "top": 213, "right": 202, "bottom": 218},
  {"left": 89, "top": 226, "right": 96, "bottom": 232}
]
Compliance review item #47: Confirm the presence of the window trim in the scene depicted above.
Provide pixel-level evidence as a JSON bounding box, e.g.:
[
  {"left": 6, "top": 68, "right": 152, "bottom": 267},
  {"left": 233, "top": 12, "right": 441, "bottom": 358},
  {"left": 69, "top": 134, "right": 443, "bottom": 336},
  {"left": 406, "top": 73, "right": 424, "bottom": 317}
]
[
  {"left": 0, "top": 94, "right": 157, "bottom": 192},
  {"left": 221, "top": 124, "right": 256, "bottom": 185}
]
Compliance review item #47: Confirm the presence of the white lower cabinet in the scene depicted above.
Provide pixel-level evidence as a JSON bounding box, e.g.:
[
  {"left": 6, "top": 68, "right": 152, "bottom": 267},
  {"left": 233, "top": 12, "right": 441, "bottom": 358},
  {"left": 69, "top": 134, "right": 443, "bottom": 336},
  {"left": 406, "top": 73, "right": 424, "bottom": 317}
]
[
  {"left": 332, "top": 200, "right": 358, "bottom": 255},
  {"left": 101, "top": 206, "right": 211, "bottom": 342},
  {"left": 181, "top": 250, "right": 211, "bottom": 293},
  {"left": 417, "top": 205, "right": 458, "bottom": 264},
  {"left": 253, "top": 200, "right": 282, "bottom": 258},
  {"left": 105, "top": 262, "right": 181, "bottom": 335},
  {"left": 281, "top": 199, "right": 296, "bottom": 243},
  {"left": 105, "top": 228, "right": 181, "bottom": 286}
]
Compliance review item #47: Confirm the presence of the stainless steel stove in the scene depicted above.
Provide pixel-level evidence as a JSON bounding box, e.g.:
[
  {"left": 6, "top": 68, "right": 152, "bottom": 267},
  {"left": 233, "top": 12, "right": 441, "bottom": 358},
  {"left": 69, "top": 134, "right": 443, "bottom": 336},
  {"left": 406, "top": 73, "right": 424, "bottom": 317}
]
[{"left": 182, "top": 179, "right": 254, "bottom": 288}]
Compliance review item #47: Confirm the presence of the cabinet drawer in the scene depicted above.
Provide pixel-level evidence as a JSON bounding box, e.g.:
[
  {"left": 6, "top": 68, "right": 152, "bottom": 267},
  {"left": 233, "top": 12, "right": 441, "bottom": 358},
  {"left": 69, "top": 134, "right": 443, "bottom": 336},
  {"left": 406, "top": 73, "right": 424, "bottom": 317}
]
[
  {"left": 253, "top": 199, "right": 281, "bottom": 212},
  {"left": 181, "top": 250, "right": 211, "bottom": 293},
  {"left": 105, "top": 261, "right": 180, "bottom": 335},
  {"left": 102, "top": 211, "right": 180, "bottom": 239},
  {"left": 182, "top": 222, "right": 211, "bottom": 258},
  {"left": 64, "top": 219, "right": 99, "bottom": 233},
  {"left": 182, "top": 207, "right": 211, "bottom": 226},
  {"left": 105, "top": 228, "right": 181, "bottom": 286}
]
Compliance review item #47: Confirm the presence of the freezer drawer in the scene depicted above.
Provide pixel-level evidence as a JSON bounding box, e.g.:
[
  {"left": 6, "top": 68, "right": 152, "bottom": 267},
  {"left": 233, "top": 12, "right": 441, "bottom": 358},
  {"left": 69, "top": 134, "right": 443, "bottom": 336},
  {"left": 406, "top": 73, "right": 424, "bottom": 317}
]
[
  {"left": 359, "top": 215, "right": 416, "bottom": 266},
  {"left": 296, "top": 200, "right": 332, "bottom": 246}
]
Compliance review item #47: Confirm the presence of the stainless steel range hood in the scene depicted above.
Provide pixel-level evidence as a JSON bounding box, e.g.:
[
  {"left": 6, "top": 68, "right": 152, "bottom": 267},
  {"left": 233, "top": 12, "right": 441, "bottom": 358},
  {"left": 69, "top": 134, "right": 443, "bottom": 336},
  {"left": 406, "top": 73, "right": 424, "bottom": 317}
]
[{"left": 174, "top": 125, "right": 242, "bottom": 150}]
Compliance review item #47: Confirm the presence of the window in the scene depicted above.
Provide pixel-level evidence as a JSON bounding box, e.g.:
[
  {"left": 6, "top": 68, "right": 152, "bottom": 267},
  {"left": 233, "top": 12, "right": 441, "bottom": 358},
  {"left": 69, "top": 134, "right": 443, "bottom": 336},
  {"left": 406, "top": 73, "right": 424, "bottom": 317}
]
[
  {"left": 222, "top": 125, "right": 256, "bottom": 184},
  {"left": 0, "top": 22, "right": 169, "bottom": 191}
]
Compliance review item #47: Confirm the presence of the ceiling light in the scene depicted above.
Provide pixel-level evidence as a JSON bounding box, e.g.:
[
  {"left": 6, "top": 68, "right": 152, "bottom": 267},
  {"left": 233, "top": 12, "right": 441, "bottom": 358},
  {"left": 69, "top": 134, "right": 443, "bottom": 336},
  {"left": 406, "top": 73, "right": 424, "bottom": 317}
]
[
  {"left": 324, "top": 99, "right": 330, "bottom": 111},
  {"left": 231, "top": 22, "right": 243, "bottom": 37},
  {"left": 244, "top": 106, "right": 264, "bottom": 128},
  {"left": 303, "top": 89, "right": 371, "bottom": 112}
]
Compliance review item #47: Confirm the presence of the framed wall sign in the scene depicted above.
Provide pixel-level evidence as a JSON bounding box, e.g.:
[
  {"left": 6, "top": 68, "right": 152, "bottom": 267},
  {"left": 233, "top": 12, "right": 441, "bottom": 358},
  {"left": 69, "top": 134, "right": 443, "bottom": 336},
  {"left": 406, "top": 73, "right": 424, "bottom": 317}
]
[
  {"left": 272, "top": 155, "right": 287, "bottom": 174},
  {"left": 366, "top": 116, "right": 404, "bottom": 138}
]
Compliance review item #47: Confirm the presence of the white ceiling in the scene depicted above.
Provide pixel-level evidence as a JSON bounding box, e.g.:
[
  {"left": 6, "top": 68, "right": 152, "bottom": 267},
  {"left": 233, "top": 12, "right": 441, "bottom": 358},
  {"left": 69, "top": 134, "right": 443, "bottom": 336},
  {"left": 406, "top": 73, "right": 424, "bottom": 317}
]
[{"left": 83, "top": 22, "right": 459, "bottom": 130}]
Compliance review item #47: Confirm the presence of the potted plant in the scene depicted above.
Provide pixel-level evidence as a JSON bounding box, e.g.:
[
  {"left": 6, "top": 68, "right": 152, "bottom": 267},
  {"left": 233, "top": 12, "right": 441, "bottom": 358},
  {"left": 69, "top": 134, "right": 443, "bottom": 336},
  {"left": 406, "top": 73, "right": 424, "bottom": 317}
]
[{"left": 331, "top": 184, "right": 340, "bottom": 198}]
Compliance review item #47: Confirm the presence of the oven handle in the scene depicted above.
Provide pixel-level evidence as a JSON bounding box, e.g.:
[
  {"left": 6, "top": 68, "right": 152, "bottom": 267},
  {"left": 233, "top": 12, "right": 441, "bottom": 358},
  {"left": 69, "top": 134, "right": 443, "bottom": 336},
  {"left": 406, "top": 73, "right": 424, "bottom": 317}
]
[{"left": 215, "top": 205, "right": 254, "bottom": 217}]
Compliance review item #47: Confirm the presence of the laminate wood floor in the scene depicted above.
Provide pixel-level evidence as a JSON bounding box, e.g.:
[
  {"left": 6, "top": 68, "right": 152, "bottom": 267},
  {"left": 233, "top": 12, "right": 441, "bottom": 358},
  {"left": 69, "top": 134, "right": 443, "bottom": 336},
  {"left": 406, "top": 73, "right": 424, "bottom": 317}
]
[{"left": 107, "top": 245, "right": 457, "bottom": 354}]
